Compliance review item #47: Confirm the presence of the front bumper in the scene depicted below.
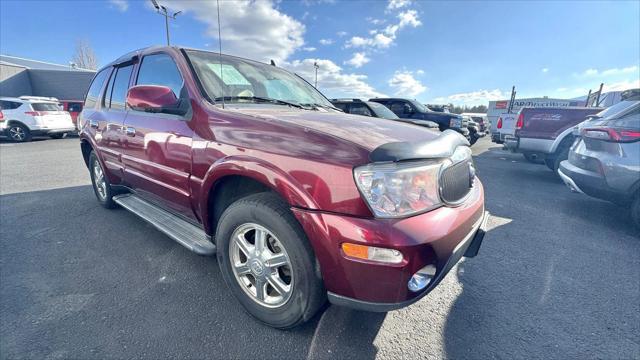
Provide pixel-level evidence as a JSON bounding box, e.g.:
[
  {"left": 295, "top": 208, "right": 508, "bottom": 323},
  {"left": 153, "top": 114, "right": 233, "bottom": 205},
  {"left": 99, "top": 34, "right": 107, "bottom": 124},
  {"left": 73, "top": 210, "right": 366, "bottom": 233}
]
[{"left": 291, "top": 181, "right": 486, "bottom": 310}]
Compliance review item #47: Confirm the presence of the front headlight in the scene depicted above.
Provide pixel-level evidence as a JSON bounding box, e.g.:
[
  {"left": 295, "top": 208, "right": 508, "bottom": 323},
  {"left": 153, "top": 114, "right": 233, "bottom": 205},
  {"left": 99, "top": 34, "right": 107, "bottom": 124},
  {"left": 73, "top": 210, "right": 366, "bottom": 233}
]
[{"left": 354, "top": 161, "right": 442, "bottom": 218}]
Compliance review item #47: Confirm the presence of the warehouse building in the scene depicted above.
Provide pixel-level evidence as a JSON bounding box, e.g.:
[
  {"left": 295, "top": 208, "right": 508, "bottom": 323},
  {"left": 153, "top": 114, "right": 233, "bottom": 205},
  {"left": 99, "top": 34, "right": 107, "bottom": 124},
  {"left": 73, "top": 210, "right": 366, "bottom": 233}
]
[{"left": 0, "top": 54, "right": 95, "bottom": 100}]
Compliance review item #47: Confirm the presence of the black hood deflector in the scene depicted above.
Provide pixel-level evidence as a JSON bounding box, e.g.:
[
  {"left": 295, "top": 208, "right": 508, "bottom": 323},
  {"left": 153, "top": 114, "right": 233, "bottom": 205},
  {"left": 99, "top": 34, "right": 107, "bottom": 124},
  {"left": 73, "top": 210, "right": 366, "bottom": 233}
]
[{"left": 369, "top": 130, "right": 470, "bottom": 162}]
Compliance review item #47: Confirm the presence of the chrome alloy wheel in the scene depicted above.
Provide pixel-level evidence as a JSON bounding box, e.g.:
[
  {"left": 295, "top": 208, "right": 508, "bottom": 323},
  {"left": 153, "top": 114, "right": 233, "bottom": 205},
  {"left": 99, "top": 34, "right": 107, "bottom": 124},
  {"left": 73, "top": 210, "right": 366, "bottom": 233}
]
[
  {"left": 9, "top": 126, "right": 25, "bottom": 141},
  {"left": 229, "top": 223, "right": 293, "bottom": 308},
  {"left": 93, "top": 160, "right": 107, "bottom": 200}
]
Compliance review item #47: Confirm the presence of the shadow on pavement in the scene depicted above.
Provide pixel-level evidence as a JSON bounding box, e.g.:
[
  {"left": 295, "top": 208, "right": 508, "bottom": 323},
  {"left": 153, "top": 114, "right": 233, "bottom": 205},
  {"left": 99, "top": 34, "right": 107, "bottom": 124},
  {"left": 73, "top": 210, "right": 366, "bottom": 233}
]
[
  {"left": 442, "top": 146, "right": 640, "bottom": 359},
  {"left": 0, "top": 185, "right": 384, "bottom": 359}
]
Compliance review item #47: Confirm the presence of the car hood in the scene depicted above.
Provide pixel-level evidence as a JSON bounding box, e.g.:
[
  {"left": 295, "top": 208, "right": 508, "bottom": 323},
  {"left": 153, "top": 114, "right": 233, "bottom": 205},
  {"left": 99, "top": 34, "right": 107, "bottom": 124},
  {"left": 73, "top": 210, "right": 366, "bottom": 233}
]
[{"left": 225, "top": 106, "right": 441, "bottom": 152}]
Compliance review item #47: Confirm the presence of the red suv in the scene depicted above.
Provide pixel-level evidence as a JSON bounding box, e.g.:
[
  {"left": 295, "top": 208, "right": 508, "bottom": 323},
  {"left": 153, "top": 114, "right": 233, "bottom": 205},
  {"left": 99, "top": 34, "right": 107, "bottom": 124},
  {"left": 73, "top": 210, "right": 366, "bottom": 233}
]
[{"left": 78, "top": 46, "right": 487, "bottom": 328}]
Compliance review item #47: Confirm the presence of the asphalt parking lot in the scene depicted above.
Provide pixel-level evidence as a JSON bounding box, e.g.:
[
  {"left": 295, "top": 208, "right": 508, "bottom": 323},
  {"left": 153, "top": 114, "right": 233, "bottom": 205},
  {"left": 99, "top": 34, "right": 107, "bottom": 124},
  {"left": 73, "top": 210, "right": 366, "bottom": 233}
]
[{"left": 1, "top": 136, "right": 638, "bottom": 359}]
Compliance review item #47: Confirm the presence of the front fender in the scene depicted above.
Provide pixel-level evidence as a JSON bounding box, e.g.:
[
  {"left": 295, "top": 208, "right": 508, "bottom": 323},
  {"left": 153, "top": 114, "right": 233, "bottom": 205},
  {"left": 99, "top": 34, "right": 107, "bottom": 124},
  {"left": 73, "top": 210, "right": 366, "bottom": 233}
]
[{"left": 197, "top": 155, "right": 320, "bottom": 234}]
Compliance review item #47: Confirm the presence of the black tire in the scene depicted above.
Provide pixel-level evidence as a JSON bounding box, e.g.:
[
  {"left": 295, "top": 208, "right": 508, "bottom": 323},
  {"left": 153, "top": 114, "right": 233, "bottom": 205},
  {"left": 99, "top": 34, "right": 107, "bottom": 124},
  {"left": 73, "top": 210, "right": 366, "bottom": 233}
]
[
  {"left": 88, "top": 151, "right": 116, "bottom": 209},
  {"left": 7, "top": 123, "right": 32, "bottom": 142},
  {"left": 631, "top": 194, "right": 640, "bottom": 229},
  {"left": 469, "top": 133, "right": 479, "bottom": 145},
  {"left": 50, "top": 133, "right": 67, "bottom": 139},
  {"left": 215, "top": 192, "right": 325, "bottom": 329},
  {"left": 523, "top": 152, "right": 541, "bottom": 163},
  {"left": 546, "top": 142, "right": 572, "bottom": 173}
]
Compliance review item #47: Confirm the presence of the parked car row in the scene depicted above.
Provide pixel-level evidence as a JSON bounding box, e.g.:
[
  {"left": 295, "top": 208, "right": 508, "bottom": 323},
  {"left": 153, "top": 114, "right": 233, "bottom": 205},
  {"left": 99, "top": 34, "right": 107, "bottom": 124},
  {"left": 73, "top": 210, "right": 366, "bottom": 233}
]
[
  {"left": 500, "top": 89, "right": 640, "bottom": 227},
  {"left": 0, "top": 96, "right": 76, "bottom": 142},
  {"left": 330, "top": 97, "right": 488, "bottom": 146}
]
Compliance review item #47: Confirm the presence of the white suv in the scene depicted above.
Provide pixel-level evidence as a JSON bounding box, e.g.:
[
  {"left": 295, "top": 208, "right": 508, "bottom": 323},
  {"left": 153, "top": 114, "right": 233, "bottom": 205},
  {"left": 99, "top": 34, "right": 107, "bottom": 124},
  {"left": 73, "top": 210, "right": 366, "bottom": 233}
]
[{"left": 0, "top": 96, "right": 76, "bottom": 142}]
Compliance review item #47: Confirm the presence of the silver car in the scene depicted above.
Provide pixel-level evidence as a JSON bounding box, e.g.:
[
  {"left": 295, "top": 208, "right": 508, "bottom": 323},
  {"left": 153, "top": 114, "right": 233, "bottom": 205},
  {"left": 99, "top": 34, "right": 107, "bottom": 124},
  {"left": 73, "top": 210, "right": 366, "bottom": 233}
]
[{"left": 558, "top": 89, "right": 640, "bottom": 227}]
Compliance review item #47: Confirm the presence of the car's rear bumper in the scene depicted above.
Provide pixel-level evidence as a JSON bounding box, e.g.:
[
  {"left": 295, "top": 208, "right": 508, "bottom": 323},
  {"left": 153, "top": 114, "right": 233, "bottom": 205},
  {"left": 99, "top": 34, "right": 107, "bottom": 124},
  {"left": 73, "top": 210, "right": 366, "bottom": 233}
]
[
  {"left": 291, "top": 181, "right": 486, "bottom": 309},
  {"left": 558, "top": 160, "right": 629, "bottom": 204},
  {"left": 504, "top": 135, "right": 519, "bottom": 151}
]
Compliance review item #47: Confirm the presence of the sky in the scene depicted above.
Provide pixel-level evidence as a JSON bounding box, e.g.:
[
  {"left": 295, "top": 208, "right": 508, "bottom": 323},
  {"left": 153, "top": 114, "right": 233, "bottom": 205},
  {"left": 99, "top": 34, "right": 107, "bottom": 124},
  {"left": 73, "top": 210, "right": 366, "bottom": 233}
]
[{"left": 1, "top": 0, "right": 639, "bottom": 105}]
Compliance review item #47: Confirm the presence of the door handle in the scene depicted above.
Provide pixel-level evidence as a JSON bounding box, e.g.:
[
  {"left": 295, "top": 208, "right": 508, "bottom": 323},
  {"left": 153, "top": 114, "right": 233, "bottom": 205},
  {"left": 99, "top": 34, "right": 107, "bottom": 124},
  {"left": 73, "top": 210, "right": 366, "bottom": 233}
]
[
  {"left": 125, "top": 127, "right": 136, "bottom": 137},
  {"left": 89, "top": 120, "right": 99, "bottom": 129}
]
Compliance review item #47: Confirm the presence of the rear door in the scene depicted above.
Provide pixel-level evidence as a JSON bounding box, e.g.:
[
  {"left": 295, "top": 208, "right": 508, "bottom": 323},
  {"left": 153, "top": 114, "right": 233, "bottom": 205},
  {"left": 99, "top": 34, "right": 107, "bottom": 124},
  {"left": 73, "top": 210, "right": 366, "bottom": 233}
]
[{"left": 120, "top": 52, "right": 196, "bottom": 220}]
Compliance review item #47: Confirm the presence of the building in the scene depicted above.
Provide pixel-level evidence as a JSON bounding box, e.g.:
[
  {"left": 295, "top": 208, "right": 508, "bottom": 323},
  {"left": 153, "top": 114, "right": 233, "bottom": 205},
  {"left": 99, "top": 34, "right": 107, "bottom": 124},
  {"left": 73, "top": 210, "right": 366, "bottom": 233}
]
[{"left": 0, "top": 54, "right": 95, "bottom": 100}]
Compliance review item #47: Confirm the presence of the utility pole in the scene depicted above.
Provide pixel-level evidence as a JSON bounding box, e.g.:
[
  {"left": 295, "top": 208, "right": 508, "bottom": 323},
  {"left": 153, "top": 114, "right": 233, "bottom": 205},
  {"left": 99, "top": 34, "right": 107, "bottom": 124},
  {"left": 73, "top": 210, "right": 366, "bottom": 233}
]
[
  {"left": 313, "top": 62, "right": 319, "bottom": 88},
  {"left": 150, "top": 0, "right": 181, "bottom": 46}
]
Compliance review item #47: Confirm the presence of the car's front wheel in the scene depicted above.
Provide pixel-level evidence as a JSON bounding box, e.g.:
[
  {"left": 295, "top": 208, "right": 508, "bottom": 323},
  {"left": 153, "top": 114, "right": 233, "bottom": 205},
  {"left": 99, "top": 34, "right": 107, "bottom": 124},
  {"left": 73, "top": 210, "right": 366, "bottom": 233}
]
[
  {"left": 89, "top": 151, "right": 116, "bottom": 209},
  {"left": 216, "top": 192, "right": 325, "bottom": 329}
]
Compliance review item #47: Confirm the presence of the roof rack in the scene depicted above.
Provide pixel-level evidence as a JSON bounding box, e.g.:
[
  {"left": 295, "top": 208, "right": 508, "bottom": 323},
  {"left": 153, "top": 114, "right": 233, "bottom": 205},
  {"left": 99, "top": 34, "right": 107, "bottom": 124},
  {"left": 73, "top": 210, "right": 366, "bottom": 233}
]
[{"left": 19, "top": 96, "right": 59, "bottom": 102}]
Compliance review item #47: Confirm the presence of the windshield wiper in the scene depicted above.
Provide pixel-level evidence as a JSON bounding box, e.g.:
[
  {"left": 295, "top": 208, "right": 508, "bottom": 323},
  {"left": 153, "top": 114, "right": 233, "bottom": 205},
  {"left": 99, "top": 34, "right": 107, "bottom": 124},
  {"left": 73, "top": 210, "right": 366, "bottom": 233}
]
[
  {"left": 300, "top": 102, "right": 340, "bottom": 111},
  {"left": 214, "top": 96, "right": 310, "bottom": 109}
]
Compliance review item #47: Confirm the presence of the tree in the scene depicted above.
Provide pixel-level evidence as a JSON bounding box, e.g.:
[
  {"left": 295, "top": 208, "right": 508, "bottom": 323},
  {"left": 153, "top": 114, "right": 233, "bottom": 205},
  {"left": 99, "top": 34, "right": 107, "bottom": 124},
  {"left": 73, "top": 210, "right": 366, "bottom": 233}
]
[{"left": 71, "top": 40, "right": 98, "bottom": 70}]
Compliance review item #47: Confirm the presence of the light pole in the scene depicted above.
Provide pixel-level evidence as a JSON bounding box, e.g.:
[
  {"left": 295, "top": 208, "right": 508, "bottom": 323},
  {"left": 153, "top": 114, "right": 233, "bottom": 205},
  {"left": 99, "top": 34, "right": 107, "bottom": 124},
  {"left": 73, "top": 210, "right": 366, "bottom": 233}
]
[
  {"left": 151, "top": 0, "right": 181, "bottom": 46},
  {"left": 313, "top": 62, "right": 319, "bottom": 88}
]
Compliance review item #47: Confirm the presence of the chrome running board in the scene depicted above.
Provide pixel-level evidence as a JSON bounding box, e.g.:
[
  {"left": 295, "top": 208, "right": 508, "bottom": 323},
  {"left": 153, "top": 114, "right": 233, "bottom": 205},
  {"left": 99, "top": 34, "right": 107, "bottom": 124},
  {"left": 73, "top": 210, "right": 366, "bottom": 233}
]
[{"left": 113, "top": 193, "right": 216, "bottom": 255}]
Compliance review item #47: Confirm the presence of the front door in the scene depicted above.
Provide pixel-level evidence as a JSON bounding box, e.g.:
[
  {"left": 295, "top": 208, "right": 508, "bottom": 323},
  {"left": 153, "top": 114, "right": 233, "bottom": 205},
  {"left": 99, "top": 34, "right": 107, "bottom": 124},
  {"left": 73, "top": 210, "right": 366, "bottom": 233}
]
[{"left": 120, "top": 53, "right": 196, "bottom": 220}]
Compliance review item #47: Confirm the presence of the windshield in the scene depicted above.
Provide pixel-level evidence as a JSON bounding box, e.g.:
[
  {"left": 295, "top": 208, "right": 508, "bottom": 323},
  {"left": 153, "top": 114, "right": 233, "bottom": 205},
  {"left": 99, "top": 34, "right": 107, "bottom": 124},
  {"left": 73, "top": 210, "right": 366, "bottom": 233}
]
[
  {"left": 367, "top": 101, "right": 398, "bottom": 119},
  {"left": 186, "top": 50, "right": 333, "bottom": 108},
  {"left": 409, "top": 100, "right": 428, "bottom": 113}
]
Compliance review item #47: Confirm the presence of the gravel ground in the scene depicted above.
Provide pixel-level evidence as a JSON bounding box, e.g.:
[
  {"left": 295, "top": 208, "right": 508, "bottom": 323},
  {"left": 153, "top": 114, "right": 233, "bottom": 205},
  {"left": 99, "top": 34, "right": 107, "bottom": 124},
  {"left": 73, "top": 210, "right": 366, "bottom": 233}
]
[{"left": 1, "top": 136, "right": 638, "bottom": 359}]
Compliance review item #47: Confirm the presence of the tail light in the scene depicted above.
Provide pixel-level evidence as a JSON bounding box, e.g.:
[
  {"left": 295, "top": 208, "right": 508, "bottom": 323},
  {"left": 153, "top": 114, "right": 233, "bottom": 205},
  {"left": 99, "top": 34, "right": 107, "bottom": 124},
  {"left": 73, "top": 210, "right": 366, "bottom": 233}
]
[
  {"left": 582, "top": 127, "right": 640, "bottom": 143},
  {"left": 497, "top": 117, "right": 503, "bottom": 129},
  {"left": 0, "top": 110, "right": 4, "bottom": 121},
  {"left": 515, "top": 113, "right": 524, "bottom": 129}
]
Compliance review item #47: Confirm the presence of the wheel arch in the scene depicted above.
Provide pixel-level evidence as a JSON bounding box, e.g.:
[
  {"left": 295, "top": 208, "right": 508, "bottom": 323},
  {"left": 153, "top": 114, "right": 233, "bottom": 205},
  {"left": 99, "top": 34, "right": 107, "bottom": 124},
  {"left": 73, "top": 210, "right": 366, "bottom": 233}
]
[
  {"left": 199, "top": 156, "right": 319, "bottom": 236},
  {"left": 550, "top": 128, "right": 576, "bottom": 154}
]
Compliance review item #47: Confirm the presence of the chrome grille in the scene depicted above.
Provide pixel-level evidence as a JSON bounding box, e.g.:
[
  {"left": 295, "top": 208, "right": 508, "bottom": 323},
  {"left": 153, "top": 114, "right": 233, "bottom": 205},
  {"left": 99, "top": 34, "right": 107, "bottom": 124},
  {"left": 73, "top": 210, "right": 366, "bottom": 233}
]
[{"left": 439, "top": 159, "right": 474, "bottom": 204}]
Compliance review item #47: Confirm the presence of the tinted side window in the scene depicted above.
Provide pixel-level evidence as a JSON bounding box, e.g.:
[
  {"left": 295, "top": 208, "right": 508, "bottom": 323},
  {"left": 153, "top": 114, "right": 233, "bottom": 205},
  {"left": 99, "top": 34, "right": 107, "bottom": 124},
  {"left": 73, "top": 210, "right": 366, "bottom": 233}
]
[
  {"left": 85, "top": 68, "right": 110, "bottom": 109},
  {"left": 136, "top": 54, "right": 184, "bottom": 97},
  {"left": 0, "top": 100, "right": 21, "bottom": 110},
  {"left": 108, "top": 65, "right": 134, "bottom": 111},
  {"left": 350, "top": 103, "right": 372, "bottom": 116},
  {"left": 389, "top": 101, "right": 406, "bottom": 115},
  {"left": 333, "top": 103, "right": 348, "bottom": 112},
  {"left": 68, "top": 103, "right": 83, "bottom": 112}
]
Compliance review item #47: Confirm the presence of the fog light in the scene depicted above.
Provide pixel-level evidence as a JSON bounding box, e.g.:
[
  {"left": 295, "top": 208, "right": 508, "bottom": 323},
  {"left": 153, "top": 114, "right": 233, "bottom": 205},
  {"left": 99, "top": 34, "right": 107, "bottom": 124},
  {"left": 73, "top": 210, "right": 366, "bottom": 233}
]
[
  {"left": 341, "top": 243, "right": 403, "bottom": 264},
  {"left": 408, "top": 264, "right": 437, "bottom": 292}
]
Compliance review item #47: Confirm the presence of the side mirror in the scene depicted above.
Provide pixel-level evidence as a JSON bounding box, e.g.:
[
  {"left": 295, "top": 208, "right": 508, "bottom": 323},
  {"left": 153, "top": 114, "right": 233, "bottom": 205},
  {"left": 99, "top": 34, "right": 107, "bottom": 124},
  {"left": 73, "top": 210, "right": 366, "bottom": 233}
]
[{"left": 127, "top": 85, "right": 179, "bottom": 113}]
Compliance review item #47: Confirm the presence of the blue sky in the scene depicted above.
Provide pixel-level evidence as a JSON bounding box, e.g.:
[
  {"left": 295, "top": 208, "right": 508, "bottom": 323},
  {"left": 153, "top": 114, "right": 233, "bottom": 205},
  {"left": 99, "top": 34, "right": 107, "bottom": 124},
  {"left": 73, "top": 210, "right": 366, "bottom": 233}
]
[{"left": 1, "top": 0, "right": 639, "bottom": 105}]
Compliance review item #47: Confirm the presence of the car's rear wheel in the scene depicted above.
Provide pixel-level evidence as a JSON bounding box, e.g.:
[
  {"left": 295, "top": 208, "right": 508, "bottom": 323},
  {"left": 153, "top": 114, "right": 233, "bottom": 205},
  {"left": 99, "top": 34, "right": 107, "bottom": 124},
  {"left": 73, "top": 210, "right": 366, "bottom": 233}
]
[
  {"left": 216, "top": 192, "right": 325, "bottom": 329},
  {"left": 89, "top": 151, "right": 116, "bottom": 209},
  {"left": 7, "top": 123, "right": 31, "bottom": 142},
  {"left": 50, "top": 133, "right": 67, "bottom": 139}
]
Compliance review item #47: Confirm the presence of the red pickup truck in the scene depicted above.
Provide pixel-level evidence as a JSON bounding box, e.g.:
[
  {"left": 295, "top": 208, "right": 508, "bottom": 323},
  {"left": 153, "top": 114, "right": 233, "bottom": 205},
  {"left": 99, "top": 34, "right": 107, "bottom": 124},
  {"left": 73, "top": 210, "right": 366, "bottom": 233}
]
[
  {"left": 78, "top": 46, "right": 487, "bottom": 328},
  {"left": 504, "top": 107, "right": 603, "bottom": 171}
]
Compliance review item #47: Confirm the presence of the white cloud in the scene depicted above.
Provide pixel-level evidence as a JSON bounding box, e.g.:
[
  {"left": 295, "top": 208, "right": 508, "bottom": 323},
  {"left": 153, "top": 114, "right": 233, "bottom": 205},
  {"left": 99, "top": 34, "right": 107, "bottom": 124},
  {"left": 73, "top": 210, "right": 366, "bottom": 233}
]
[
  {"left": 366, "top": 17, "right": 386, "bottom": 25},
  {"left": 336, "top": 31, "right": 348, "bottom": 37},
  {"left": 602, "top": 78, "right": 640, "bottom": 92},
  {"left": 397, "top": 9, "right": 421, "bottom": 28},
  {"left": 387, "top": 0, "right": 411, "bottom": 10},
  {"left": 319, "top": 38, "right": 334, "bottom": 45},
  {"left": 303, "top": 47, "right": 316, "bottom": 52},
  {"left": 388, "top": 70, "right": 427, "bottom": 97},
  {"left": 345, "top": 52, "right": 370, "bottom": 68},
  {"left": 284, "top": 58, "right": 384, "bottom": 99},
  {"left": 109, "top": 0, "right": 128, "bottom": 12},
  {"left": 541, "top": 68, "right": 549, "bottom": 73},
  {"left": 416, "top": 69, "right": 424, "bottom": 75},
  {"left": 577, "top": 65, "right": 639, "bottom": 77},
  {"left": 556, "top": 87, "right": 568, "bottom": 92},
  {"left": 346, "top": 8, "right": 420, "bottom": 50},
  {"left": 160, "top": 0, "right": 304, "bottom": 63},
  {"left": 444, "top": 89, "right": 506, "bottom": 105}
]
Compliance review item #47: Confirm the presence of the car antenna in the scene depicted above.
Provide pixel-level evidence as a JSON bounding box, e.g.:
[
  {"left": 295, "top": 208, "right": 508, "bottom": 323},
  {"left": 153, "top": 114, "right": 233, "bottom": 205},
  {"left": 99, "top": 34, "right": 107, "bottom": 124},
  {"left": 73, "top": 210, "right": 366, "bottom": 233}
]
[{"left": 216, "top": 0, "right": 225, "bottom": 109}]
